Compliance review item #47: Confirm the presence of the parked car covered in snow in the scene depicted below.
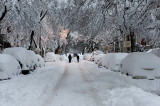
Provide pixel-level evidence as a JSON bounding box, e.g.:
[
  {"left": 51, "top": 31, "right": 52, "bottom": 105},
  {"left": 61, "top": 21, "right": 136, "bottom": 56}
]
[
  {"left": 89, "top": 50, "right": 104, "bottom": 62},
  {"left": 36, "top": 54, "right": 45, "bottom": 67},
  {"left": 3, "top": 47, "right": 44, "bottom": 74},
  {"left": 0, "top": 54, "right": 21, "bottom": 80},
  {"left": 120, "top": 52, "right": 160, "bottom": 80},
  {"left": 83, "top": 53, "right": 92, "bottom": 60},
  {"left": 44, "top": 52, "right": 60, "bottom": 62},
  {"left": 99, "top": 53, "right": 128, "bottom": 71},
  {"left": 147, "top": 48, "right": 160, "bottom": 57}
]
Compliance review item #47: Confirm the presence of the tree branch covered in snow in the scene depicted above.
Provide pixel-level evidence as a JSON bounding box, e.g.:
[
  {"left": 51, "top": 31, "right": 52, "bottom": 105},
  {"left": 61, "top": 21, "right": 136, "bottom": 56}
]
[{"left": 0, "top": 0, "right": 159, "bottom": 52}]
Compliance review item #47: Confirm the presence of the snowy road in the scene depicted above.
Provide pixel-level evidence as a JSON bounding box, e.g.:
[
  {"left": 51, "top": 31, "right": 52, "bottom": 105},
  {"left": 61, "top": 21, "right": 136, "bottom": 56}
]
[
  {"left": 0, "top": 60, "right": 160, "bottom": 106},
  {"left": 42, "top": 63, "right": 104, "bottom": 106}
]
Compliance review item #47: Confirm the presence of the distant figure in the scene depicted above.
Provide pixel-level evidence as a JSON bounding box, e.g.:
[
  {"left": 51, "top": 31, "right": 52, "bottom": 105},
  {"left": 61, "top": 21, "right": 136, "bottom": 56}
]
[
  {"left": 68, "top": 54, "right": 72, "bottom": 63},
  {"left": 77, "top": 54, "right": 79, "bottom": 63}
]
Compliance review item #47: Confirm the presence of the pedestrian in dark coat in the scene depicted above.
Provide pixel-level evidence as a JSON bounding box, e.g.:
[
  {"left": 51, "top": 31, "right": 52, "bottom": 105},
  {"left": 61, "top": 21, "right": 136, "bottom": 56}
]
[
  {"left": 68, "top": 54, "right": 72, "bottom": 63},
  {"left": 77, "top": 54, "right": 79, "bottom": 63}
]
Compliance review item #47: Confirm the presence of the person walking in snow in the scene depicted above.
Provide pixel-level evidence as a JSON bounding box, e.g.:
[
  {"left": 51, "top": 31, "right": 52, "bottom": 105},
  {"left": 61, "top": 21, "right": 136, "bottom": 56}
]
[
  {"left": 77, "top": 54, "right": 79, "bottom": 63},
  {"left": 68, "top": 54, "right": 72, "bottom": 63}
]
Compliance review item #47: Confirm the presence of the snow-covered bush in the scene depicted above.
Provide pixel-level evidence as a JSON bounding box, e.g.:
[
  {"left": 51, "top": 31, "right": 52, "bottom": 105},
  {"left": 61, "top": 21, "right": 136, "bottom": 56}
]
[
  {"left": 44, "top": 52, "right": 60, "bottom": 62},
  {"left": 0, "top": 54, "right": 21, "bottom": 80},
  {"left": 120, "top": 52, "right": 160, "bottom": 79},
  {"left": 99, "top": 53, "right": 128, "bottom": 71},
  {"left": 3, "top": 47, "right": 44, "bottom": 74}
]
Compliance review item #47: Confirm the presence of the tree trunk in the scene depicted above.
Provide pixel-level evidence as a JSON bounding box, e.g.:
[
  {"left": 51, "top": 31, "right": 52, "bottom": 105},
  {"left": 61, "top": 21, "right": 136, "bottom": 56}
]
[{"left": 28, "top": 31, "right": 34, "bottom": 50}]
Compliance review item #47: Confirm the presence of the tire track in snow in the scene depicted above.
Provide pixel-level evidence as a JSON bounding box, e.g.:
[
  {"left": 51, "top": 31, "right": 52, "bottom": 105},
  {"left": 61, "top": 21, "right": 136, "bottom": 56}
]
[
  {"left": 41, "top": 63, "right": 69, "bottom": 106},
  {"left": 42, "top": 62, "right": 103, "bottom": 106},
  {"left": 79, "top": 64, "right": 105, "bottom": 106}
]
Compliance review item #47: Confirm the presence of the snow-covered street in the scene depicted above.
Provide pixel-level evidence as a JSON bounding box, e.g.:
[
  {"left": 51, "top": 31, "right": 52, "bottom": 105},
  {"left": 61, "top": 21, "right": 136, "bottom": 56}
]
[
  {"left": 1, "top": 60, "right": 160, "bottom": 106},
  {"left": 0, "top": 0, "right": 160, "bottom": 106}
]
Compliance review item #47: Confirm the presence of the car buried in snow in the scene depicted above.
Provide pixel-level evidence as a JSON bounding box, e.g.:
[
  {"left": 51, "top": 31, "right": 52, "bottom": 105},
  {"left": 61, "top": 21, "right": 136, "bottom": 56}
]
[
  {"left": 120, "top": 52, "right": 160, "bottom": 80},
  {"left": 89, "top": 50, "right": 104, "bottom": 62},
  {"left": 98, "top": 53, "right": 128, "bottom": 71},
  {"left": 0, "top": 54, "right": 21, "bottom": 80},
  {"left": 3, "top": 47, "right": 44, "bottom": 75}
]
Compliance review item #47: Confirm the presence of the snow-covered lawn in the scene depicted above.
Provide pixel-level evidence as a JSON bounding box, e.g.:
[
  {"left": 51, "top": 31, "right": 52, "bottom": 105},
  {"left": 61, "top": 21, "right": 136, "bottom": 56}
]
[{"left": 0, "top": 60, "right": 160, "bottom": 106}]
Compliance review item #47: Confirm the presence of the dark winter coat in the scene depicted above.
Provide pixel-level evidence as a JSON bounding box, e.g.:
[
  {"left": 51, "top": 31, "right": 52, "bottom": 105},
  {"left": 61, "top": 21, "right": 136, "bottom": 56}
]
[
  {"left": 68, "top": 55, "right": 72, "bottom": 60},
  {"left": 77, "top": 55, "right": 79, "bottom": 60}
]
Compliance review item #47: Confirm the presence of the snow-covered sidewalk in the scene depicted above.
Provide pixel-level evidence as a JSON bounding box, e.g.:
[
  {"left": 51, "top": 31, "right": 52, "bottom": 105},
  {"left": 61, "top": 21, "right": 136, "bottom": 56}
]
[{"left": 0, "top": 60, "right": 160, "bottom": 106}]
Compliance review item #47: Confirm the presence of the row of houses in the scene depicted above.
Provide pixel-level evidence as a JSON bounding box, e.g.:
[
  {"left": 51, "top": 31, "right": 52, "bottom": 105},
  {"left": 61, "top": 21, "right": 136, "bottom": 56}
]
[{"left": 108, "top": 32, "right": 151, "bottom": 53}]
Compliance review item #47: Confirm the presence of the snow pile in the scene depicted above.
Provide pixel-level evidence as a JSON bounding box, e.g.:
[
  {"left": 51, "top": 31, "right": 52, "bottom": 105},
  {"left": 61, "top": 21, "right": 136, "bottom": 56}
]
[
  {"left": 60, "top": 54, "right": 68, "bottom": 60},
  {"left": 44, "top": 52, "right": 60, "bottom": 62},
  {"left": 0, "top": 54, "right": 21, "bottom": 79},
  {"left": 147, "top": 48, "right": 160, "bottom": 57},
  {"left": 103, "top": 87, "right": 160, "bottom": 106},
  {"left": 80, "top": 61, "right": 160, "bottom": 106},
  {"left": 0, "top": 62, "right": 65, "bottom": 106},
  {"left": 3, "top": 47, "right": 44, "bottom": 71},
  {"left": 120, "top": 52, "right": 160, "bottom": 79},
  {"left": 100, "top": 53, "right": 128, "bottom": 71}
]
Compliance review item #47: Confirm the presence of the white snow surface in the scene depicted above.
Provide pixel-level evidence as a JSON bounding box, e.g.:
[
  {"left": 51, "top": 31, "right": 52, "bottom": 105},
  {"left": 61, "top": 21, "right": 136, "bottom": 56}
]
[
  {"left": 0, "top": 54, "right": 21, "bottom": 79},
  {"left": 120, "top": 52, "right": 160, "bottom": 79},
  {"left": 83, "top": 53, "right": 92, "bottom": 60},
  {"left": 0, "top": 59, "right": 160, "bottom": 106},
  {"left": 147, "top": 48, "right": 160, "bottom": 57},
  {"left": 89, "top": 50, "right": 104, "bottom": 62},
  {"left": 100, "top": 53, "right": 128, "bottom": 71},
  {"left": 44, "top": 52, "right": 60, "bottom": 62},
  {"left": 3, "top": 47, "right": 43, "bottom": 70}
]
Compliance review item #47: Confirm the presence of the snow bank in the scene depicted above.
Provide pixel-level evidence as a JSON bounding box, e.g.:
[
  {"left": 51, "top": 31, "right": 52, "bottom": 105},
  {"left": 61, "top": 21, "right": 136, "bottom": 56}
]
[
  {"left": 0, "top": 54, "right": 21, "bottom": 79},
  {"left": 120, "top": 52, "right": 160, "bottom": 79},
  {"left": 44, "top": 52, "right": 60, "bottom": 62},
  {"left": 103, "top": 87, "right": 160, "bottom": 106},
  {"left": 60, "top": 54, "right": 68, "bottom": 60},
  {"left": 0, "top": 62, "right": 65, "bottom": 106},
  {"left": 81, "top": 61, "right": 160, "bottom": 106},
  {"left": 100, "top": 53, "right": 128, "bottom": 71}
]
